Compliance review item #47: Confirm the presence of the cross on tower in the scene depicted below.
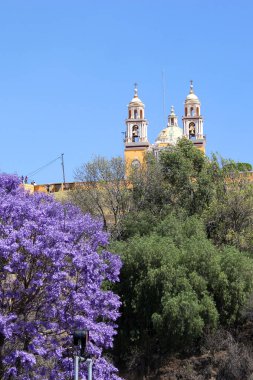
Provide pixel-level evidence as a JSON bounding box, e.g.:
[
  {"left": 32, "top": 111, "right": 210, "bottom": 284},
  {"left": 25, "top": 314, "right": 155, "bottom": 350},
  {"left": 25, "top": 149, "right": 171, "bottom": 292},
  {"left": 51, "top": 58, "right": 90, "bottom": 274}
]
[
  {"left": 190, "top": 80, "right": 194, "bottom": 93},
  {"left": 134, "top": 82, "right": 138, "bottom": 97}
]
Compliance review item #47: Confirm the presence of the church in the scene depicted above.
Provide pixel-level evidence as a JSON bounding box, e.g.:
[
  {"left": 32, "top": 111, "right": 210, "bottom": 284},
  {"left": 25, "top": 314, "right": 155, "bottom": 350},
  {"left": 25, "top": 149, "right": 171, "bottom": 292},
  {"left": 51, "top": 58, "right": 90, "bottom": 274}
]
[
  {"left": 26, "top": 82, "right": 207, "bottom": 195},
  {"left": 124, "top": 81, "right": 206, "bottom": 170},
  {"left": 24, "top": 81, "right": 253, "bottom": 196}
]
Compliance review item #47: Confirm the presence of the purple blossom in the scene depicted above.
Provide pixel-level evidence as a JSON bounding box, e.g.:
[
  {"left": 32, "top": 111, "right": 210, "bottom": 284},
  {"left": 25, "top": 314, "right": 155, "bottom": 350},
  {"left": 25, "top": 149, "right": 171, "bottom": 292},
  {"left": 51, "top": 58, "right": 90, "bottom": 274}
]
[{"left": 0, "top": 174, "right": 122, "bottom": 379}]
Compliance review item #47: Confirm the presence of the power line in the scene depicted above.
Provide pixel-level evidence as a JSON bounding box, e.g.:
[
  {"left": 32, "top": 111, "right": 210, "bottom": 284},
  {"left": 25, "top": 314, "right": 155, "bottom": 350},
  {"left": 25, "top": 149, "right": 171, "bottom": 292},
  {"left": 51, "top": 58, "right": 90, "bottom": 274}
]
[{"left": 26, "top": 155, "right": 62, "bottom": 178}]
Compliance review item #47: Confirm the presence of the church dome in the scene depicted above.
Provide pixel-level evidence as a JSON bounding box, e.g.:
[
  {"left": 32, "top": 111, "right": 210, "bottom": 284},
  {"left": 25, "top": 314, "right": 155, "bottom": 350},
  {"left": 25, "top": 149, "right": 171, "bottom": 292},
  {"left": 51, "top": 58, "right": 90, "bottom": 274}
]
[
  {"left": 186, "top": 92, "right": 199, "bottom": 102},
  {"left": 156, "top": 125, "right": 183, "bottom": 145},
  {"left": 129, "top": 95, "right": 144, "bottom": 106},
  {"left": 156, "top": 106, "right": 183, "bottom": 146}
]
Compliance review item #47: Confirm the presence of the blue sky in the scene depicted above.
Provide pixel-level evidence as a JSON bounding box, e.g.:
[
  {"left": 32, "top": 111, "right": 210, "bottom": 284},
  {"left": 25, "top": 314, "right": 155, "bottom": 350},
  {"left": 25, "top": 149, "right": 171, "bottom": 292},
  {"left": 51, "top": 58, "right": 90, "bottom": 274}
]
[{"left": 0, "top": 0, "right": 252, "bottom": 184}]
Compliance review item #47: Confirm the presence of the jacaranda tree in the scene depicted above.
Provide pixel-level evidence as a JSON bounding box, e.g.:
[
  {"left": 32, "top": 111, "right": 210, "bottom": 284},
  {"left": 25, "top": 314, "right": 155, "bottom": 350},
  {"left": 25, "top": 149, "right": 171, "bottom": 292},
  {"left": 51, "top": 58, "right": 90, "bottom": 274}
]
[{"left": 0, "top": 174, "right": 122, "bottom": 380}]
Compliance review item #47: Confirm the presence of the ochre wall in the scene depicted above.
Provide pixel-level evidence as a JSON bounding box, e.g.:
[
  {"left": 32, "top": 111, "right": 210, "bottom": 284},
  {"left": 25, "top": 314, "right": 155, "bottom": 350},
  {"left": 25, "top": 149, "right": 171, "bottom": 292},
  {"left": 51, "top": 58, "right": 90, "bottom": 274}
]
[
  {"left": 124, "top": 148, "right": 147, "bottom": 176},
  {"left": 124, "top": 149, "right": 146, "bottom": 164}
]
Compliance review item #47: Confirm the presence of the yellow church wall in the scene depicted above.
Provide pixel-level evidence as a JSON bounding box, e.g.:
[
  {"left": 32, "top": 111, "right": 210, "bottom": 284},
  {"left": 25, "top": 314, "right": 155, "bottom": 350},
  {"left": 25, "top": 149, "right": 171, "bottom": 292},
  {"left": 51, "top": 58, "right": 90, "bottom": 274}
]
[
  {"left": 124, "top": 149, "right": 146, "bottom": 165},
  {"left": 124, "top": 148, "right": 147, "bottom": 176},
  {"left": 192, "top": 140, "right": 206, "bottom": 154},
  {"left": 198, "top": 145, "right": 205, "bottom": 153},
  {"left": 194, "top": 144, "right": 205, "bottom": 153}
]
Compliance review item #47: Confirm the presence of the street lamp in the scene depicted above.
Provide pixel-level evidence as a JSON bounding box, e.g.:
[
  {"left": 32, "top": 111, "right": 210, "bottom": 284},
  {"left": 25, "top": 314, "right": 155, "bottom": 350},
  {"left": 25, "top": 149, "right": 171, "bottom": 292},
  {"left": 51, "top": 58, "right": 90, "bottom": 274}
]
[{"left": 73, "top": 330, "right": 92, "bottom": 380}]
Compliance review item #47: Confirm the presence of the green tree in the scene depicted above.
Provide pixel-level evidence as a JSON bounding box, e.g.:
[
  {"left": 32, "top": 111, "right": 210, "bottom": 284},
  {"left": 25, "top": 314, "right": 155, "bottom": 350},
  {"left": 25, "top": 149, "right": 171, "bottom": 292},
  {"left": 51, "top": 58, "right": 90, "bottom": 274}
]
[
  {"left": 223, "top": 162, "right": 252, "bottom": 172},
  {"left": 129, "top": 153, "right": 169, "bottom": 212},
  {"left": 160, "top": 138, "right": 217, "bottom": 215},
  {"left": 118, "top": 209, "right": 159, "bottom": 240},
  {"left": 111, "top": 214, "right": 253, "bottom": 369},
  {"left": 204, "top": 179, "right": 253, "bottom": 252}
]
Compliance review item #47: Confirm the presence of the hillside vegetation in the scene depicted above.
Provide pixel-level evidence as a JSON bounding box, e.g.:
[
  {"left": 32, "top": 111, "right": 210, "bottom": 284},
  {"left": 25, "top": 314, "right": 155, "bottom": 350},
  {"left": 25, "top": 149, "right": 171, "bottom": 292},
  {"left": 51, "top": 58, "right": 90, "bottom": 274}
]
[{"left": 70, "top": 139, "right": 253, "bottom": 379}]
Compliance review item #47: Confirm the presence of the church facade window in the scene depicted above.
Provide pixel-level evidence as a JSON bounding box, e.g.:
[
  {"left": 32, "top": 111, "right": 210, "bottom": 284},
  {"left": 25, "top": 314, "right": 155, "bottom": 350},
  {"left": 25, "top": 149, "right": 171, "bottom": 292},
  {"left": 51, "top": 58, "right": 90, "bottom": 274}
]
[{"left": 131, "top": 159, "right": 141, "bottom": 168}]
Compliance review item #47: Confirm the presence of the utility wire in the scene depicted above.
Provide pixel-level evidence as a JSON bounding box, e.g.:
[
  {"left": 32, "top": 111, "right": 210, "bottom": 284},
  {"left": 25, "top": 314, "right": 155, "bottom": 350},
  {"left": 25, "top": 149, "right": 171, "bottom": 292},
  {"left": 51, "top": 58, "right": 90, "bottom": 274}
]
[{"left": 26, "top": 155, "right": 61, "bottom": 178}]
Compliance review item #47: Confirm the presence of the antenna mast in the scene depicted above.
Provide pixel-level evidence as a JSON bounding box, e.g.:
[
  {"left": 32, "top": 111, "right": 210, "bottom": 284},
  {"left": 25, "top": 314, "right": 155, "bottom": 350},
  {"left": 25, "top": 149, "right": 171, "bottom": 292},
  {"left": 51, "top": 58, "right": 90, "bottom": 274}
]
[{"left": 162, "top": 70, "right": 166, "bottom": 126}]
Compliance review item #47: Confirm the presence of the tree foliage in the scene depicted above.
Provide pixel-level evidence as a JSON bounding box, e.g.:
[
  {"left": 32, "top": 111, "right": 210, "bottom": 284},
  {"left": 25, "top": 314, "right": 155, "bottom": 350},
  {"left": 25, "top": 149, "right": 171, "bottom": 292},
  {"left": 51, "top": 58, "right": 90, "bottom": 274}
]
[
  {"left": 129, "top": 153, "right": 169, "bottom": 212},
  {"left": 159, "top": 138, "right": 217, "bottom": 215},
  {"left": 111, "top": 214, "right": 253, "bottom": 366},
  {"left": 70, "top": 156, "right": 131, "bottom": 235},
  {"left": 205, "top": 180, "right": 253, "bottom": 252},
  {"left": 68, "top": 139, "right": 253, "bottom": 375},
  {"left": 0, "top": 174, "right": 122, "bottom": 380},
  {"left": 223, "top": 162, "right": 252, "bottom": 172}
]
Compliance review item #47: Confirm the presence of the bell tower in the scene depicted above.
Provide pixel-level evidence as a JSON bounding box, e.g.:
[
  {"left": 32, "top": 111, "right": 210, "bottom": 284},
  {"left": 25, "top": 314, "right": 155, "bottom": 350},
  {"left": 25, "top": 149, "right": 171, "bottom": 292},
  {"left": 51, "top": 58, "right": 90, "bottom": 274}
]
[
  {"left": 182, "top": 81, "right": 205, "bottom": 152},
  {"left": 124, "top": 84, "right": 149, "bottom": 170},
  {"left": 168, "top": 105, "right": 179, "bottom": 128}
]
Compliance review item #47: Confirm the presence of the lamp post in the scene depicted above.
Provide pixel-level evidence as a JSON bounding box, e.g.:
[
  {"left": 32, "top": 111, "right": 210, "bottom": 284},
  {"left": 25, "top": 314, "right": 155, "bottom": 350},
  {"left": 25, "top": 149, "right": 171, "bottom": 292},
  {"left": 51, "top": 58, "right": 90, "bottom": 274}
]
[
  {"left": 73, "top": 330, "right": 92, "bottom": 380},
  {"left": 86, "top": 358, "right": 93, "bottom": 380},
  {"left": 74, "top": 355, "right": 79, "bottom": 380}
]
